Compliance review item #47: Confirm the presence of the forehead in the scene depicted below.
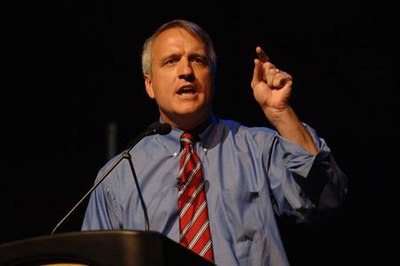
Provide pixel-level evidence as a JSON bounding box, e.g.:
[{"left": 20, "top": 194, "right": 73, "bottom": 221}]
[{"left": 152, "top": 28, "right": 206, "bottom": 54}]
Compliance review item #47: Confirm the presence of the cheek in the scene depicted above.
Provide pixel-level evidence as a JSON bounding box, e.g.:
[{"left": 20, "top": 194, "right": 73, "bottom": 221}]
[
  {"left": 200, "top": 76, "right": 214, "bottom": 96},
  {"left": 152, "top": 75, "right": 175, "bottom": 98},
  {"left": 151, "top": 86, "right": 171, "bottom": 106}
]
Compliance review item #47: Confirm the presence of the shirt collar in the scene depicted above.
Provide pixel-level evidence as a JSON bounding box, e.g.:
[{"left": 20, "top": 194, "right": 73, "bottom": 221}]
[{"left": 157, "top": 114, "right": 219, "bottom": 155}]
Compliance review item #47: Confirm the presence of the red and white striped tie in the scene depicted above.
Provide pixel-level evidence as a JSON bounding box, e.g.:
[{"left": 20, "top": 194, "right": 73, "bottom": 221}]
[{"left": 177, "top": 132, "right": 214, "bottom": 262}]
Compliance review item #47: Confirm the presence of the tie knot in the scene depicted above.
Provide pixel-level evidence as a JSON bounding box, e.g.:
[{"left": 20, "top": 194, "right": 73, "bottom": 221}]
[{"left": 180, "top": 132, "right": 196, "bottom": 146}]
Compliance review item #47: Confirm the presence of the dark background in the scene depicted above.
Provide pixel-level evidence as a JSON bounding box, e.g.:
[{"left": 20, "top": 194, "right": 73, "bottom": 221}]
[{"left": 2, "top": 1, "right": 397, "bottom": 265}]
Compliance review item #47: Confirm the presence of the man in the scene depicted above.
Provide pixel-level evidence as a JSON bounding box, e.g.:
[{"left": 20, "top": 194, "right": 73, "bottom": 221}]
[{"left": 82, "top": 19, "right": 348, "bottom": 265}]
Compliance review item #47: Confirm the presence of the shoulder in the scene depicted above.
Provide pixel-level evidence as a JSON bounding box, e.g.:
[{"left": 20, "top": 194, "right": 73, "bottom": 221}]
[
  {"left": 217, "top": 118, "right": 277, "bottom": 138},
  {"left": 205, "top": 118, "right": 279, "bottom": 150}
]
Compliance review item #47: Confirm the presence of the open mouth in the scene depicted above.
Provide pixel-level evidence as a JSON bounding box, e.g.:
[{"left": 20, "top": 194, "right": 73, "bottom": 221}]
[{"left": 177, "top": 87, "right": 197, "bottom": 95}]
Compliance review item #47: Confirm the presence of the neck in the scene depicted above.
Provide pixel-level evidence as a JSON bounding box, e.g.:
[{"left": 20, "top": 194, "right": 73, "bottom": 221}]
[
  {"left": 160, "top": 112, "right": 213, "bottom": 132},
  {"left": 185, "top": 117, "right": 212, "bottom": 135}
]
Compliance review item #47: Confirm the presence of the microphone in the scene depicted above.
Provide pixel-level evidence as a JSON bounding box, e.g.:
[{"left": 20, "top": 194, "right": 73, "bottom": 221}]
[
  {"left": 126, "top": 121, "right": 172, "bottom": 150},
  {"left": 51, "top": 121, "right": 172, "bottom": 235}
]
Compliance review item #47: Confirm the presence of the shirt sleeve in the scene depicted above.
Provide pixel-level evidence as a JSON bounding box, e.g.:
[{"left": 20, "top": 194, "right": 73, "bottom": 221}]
[{"left": 266, "top": 123, "right": 348, "bottom": 224}]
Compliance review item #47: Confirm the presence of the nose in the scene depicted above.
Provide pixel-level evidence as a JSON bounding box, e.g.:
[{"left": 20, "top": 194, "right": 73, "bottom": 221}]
[{"left": 178, "top": 60, "right": 195, "bottom": 82}]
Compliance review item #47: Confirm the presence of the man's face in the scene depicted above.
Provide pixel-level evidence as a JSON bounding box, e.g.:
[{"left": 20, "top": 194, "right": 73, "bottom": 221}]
[{"left": 144, "top": 27, "right": 213, "bottom": 129}]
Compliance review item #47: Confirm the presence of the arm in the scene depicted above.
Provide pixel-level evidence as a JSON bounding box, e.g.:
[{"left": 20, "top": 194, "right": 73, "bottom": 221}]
[{"left": 251, "top": 47, "right": 348, "bottom": 221}]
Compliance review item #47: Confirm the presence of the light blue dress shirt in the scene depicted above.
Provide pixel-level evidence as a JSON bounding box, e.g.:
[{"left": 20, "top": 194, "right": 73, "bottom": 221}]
[{"left": 82, "top": 115, "right": 348, "bottom": 266}]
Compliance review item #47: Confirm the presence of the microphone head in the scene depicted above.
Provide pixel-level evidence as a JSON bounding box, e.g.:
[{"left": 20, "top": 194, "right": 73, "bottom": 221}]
[
  {"left": 125, "top": 122, "right": 171, "bottom": 151},
  {"left": 147, "top": 122, "right": 172, "bottom": 135},
  {"left": 157, "top": 123, "right": 172, "bottom": 135}
]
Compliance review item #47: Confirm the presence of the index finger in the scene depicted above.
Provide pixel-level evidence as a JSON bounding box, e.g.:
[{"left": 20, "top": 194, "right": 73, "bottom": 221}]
[{"left": 256, "top": 46, "right": 270, "bottom": 63}]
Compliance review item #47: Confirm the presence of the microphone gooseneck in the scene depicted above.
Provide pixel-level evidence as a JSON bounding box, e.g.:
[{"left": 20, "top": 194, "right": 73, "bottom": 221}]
[
  {"left": 51, "top": 122, "right": 171, "bottom": 235},
  {"left": 123, "top": 121, "right": 171, "bottom": 231}
]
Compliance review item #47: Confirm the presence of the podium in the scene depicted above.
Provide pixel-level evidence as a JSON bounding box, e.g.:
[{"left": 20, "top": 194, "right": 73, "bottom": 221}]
[{"left": 0, "top": 230, "right": 215, "bottom": 266}]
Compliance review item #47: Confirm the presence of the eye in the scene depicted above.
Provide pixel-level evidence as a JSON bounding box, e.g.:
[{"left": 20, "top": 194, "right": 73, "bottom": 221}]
[
  {"left": 191, "top": 56, "right": 209, "bottom": 66},
  {"left": 165, "top": 57, "right": 179, "bottom": 65}
]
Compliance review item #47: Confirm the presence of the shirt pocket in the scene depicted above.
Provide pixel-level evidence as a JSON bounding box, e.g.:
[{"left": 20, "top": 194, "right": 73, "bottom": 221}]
[{"left": 220, "top": 189, "right": 262, "bottom": 259}]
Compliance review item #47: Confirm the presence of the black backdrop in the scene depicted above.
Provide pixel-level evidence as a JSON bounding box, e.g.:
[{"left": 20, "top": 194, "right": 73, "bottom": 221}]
[{"left": 2, "top": 1, "right": 397, "bottom": 265}]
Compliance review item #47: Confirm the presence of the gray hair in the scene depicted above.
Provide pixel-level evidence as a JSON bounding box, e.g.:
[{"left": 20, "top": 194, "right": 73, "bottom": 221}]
[{"left": 141, "top": 19, "right": 217, "bottom": 77}]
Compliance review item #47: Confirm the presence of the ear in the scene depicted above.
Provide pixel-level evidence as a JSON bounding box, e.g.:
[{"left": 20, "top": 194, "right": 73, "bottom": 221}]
[{"left": 144, "top": 74, "right": 155, "bottom": 99}]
